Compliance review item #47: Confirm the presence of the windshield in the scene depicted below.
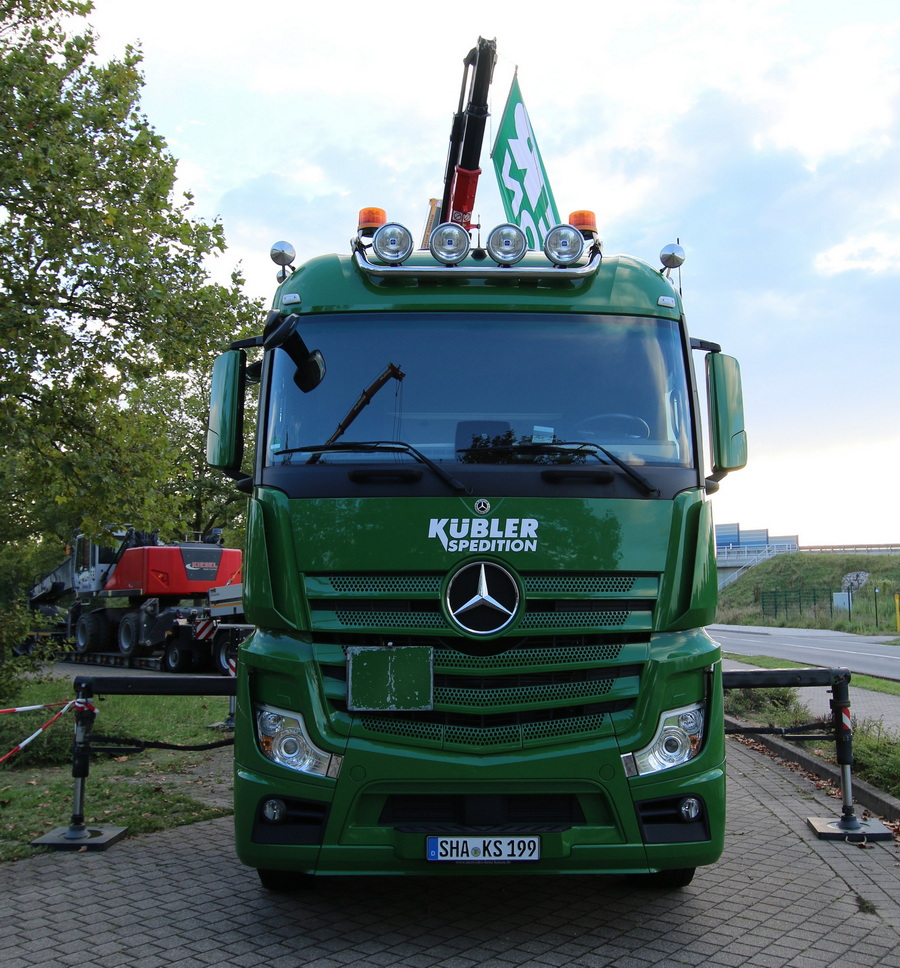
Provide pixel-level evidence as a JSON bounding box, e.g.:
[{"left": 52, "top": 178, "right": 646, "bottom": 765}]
[{"left": 264, "top": 313, "right": 694, "bottom": 469}]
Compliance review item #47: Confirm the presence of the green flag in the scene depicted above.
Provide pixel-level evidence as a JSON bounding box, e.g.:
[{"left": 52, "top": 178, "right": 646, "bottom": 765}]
[{"left": 491, "top": 75, "right": 560, "bottom": 248}]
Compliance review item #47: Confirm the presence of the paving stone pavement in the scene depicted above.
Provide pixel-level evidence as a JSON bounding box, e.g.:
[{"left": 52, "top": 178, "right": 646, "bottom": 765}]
[{"left": 3, "top": 736, "right": 900, "bottom": 968}]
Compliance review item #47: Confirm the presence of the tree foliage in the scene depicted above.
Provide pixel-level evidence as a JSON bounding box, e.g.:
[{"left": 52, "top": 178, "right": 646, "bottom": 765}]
[
  {"left": 0, "top": 0, "right": 262, "bottom": 692},
  {"left": 0, "top": 0, "right": 260, "bottom": 553}
]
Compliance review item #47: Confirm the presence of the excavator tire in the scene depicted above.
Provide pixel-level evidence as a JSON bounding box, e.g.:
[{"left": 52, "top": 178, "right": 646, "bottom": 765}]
[
  {"left": 74, "top": 613, "right": 103, "bottom": 654},
  {"left": 117, "top": 611, "right": 145, "bottom": 657}
]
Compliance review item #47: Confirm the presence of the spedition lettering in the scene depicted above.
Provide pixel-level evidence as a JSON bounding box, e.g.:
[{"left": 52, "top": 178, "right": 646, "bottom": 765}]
[{"left": 428, "top": 518, "right": 539, "bottom": 553}]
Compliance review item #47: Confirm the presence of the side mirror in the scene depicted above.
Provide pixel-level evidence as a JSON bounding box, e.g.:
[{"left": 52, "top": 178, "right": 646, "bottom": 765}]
[
  {"left": 263, "top": 312, "right": 326, "bottom": 393},
  {"left": 707, "top": 353, "right": 747, "bottom": 481},
  {"left": 207, "top": 350, "right": 247, "bottom": 479}
]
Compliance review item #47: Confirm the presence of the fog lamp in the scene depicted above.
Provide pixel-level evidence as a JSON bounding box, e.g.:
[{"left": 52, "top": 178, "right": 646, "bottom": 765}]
[
  {"left": 429, "top": 222, "right": 471, "bottom": 265},
  {"left": 372, "top": 222, "right": 414, "bottom": 264},
  {"left": 543, "top": 224, "right": 584, "bottom": 266},
  {"left": 486, "top": 223, "right": 528, "bottom": 265},
  {"left": 262, "top": 798, "right": 287, "bottom": 823},
  {"left": 680, "top": 797, "right": 702, "bottom": 822}
]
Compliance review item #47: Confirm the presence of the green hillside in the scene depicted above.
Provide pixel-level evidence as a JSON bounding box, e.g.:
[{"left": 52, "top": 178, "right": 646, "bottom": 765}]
[{"left": 717, "top": 553, "right": 900, "bottom": 635}]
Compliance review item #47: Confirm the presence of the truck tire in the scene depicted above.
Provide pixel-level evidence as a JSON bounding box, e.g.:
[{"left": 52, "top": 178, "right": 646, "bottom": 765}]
[
  {"left": 257, "top": 869, "right": 315, "bottom": 892},
  {"left": 75, "top": 613, "right": 102, "bottom": 654},
  {"left": 641, "top": 867, "right": 695, "bottom": 889},
  {"left": 163, "top": 640, "right": 193, "bottom": 673},
  {"left": 117, "top": 612, "right": 144, "bottom": 657},
  {"left": 213, "top": 632, "right": 239, "bottom": 677}
]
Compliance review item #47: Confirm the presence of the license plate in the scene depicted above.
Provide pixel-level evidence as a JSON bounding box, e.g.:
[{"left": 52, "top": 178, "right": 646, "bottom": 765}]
[{"left": 426, "top": 836, "right": 541, "bottom": 862}]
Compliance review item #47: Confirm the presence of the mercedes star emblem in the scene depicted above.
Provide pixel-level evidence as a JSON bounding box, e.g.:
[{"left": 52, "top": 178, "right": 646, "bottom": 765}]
[{"left": 445, "top": 561, "right": 520, "bottom": 636}]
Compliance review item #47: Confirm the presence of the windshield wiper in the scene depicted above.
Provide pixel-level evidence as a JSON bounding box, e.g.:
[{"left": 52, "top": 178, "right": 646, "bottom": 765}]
[
  {"left": 273, "top": 440, "right": 471, "bottom": 494},
  {"left": 466, "top": 441, "right": 661, "bottom": 497}
]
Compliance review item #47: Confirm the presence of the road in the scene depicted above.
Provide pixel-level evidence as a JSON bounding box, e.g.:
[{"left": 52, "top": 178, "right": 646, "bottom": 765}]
[{"left": 710, "top": 624, "right": 900, "bottom": 681}]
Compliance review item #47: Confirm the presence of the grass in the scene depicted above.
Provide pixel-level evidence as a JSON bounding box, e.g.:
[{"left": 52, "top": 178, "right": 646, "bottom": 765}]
[
  {"left": 0, "top": 680, "right": 233, "bottom": 863},
  {"left": 717, "top": 552, "right": 900, "bottom": 636},
  {"left": 724, "top": 652, "right": 900, "bottom": 801}
]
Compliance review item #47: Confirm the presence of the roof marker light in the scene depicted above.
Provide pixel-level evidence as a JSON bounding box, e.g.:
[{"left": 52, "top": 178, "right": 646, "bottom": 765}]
[
  {"left": 486, "top": 223, "right": 528, "bottom": 266},
  {"left": 372, "top": 222, "right": 414, "bottom": 265},
  {"left": 358, "top": 207, "right": 387, "bottom": 236},
  {"left": 429, "top": 222, "right": 471, "bottom": 265},
  {"left": 569, "top": 210, "right": 598, "bottom": 238},
  {"left": 543, "top": 224, "right": 585, "bottom": 267}
]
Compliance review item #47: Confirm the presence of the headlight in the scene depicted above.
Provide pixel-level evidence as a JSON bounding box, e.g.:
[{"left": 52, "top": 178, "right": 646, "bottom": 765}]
[
  {"left": 255, "top": 705, "right": 342, "bottom": 778},
  {"left": 624, "top": 703, "right": 705, "bottom": 776}
]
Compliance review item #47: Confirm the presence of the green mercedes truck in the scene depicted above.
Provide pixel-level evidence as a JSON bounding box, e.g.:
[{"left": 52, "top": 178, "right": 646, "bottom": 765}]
[{"left": 207, "top": 206, "right": 747, "bottom": 890}]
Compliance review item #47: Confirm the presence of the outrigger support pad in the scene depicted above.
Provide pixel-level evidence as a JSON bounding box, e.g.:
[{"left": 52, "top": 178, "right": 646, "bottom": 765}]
[
  {"left": 806, "top": 672, "right": 892, "bottom": 843},
  {"left": 31, "top": 677, "right": 128, "bottom": 852}
]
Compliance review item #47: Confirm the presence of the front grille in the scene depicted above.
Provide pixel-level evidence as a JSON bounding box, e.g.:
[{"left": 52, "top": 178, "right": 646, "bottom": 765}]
[
  {"left": 359, "top": 707, "right": 615, "bottom": 749},
  {"left": 308, "top": 571, "right": 656, "bottom": 751},
  {"left": 306, "top": 572, "right": 657, "bottom": 636}
]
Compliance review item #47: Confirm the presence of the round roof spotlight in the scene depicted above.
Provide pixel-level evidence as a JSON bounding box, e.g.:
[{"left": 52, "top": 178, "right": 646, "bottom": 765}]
[
  {"left": 429, "top": 222, "right": 471, "bottom": 265},
  {"left": 270, "top": 241, "right": 296, "bottom": 267},
  {"left": 372, "top": 222, "right": 414, "bottom": 265},
  {"left": 660, "top": 243, "right": 686, "bottom": 270},
  {"left": 543, "top": 224, "right": 585, "bottom": 266},
  {"left": 486, "top": 223, "right": 528, "bottom": 266}
]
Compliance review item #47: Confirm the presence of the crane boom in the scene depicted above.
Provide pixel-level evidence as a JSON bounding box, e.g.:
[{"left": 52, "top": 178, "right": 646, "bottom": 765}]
[{"left": 439, "top": 37, "right": 497, "bottom": 233}]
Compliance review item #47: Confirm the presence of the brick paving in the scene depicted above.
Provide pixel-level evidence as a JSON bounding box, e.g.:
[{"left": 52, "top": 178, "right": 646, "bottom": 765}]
[{"left": 3, "top": 736, "right": 900, "bottom": 967}]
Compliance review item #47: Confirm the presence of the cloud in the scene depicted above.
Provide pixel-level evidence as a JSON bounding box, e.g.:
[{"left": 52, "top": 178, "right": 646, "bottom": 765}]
[{"left": 816, "top": 230, "right": 900, "bottom": 274}]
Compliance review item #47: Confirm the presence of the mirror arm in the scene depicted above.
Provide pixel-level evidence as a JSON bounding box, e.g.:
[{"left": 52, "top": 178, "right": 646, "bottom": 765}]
[{"left": 691, "top": 337, "right": 721, "bottom": 353}]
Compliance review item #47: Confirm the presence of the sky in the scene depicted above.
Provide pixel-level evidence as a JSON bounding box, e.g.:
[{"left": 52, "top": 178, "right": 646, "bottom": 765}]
[{"left": 80, "top": 0, "right": 900, "bottom": 548}]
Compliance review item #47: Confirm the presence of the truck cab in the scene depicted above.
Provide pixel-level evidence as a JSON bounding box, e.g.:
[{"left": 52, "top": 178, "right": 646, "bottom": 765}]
[{"left": 209, "top": 212, "right": 746, "bottom": 888}]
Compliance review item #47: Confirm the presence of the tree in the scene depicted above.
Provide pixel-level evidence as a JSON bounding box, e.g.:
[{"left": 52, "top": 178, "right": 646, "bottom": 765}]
[
  {"left": 0, "top": 0, "right": 261, "bottom": 684},
  {"left": 0, "top": 0, "right": 260, "bottom": 545}
]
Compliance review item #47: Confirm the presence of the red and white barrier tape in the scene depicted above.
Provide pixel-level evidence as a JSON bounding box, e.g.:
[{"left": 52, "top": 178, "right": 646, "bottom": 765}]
[
  {"left": 0, "top": 701, "right": 72, "bottom": 715},
  {"left": 0, "top": 699, "right": 77, "bottom": 764}
]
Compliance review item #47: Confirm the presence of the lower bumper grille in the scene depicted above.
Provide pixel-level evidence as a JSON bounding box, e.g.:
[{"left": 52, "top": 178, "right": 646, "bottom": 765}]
[{"left": 380, "top": 792, "right": 586, "bottom": 832}]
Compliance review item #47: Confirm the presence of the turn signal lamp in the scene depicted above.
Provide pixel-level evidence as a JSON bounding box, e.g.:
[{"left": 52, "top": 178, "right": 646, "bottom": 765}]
[
  {"left": 358, "top": 207, "right": 387, "bottom": 235},
  {"left": 486, "top": 223, "right": 528, "bottom": 266},
  {"left": 569, "top": 210, "right": 598, "bottom": 238},
  {"left": 429, "top": 222, "right": 471, "bottom": 265},
  {"left": 372, "top": 222, "right": 414, "bottom": 265},
  {"left": 543, "top": 224, "right": 585, "bottom": 266}
]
